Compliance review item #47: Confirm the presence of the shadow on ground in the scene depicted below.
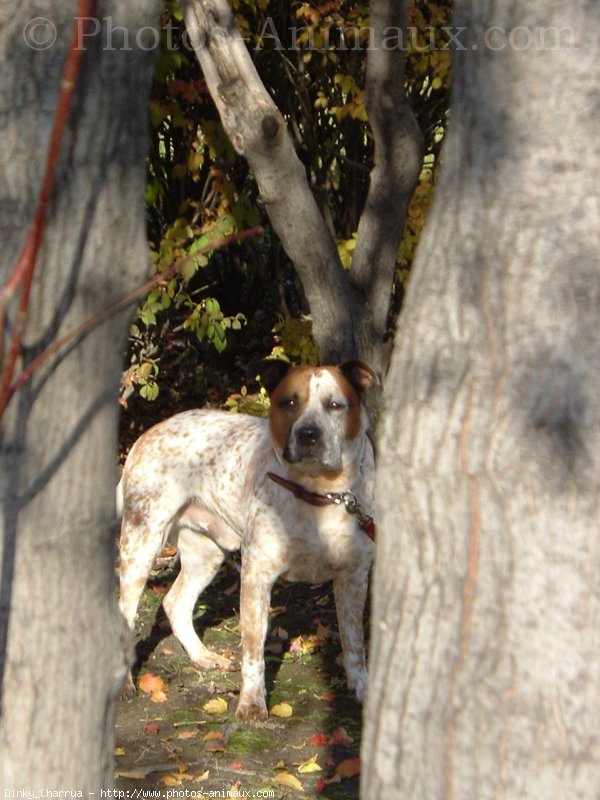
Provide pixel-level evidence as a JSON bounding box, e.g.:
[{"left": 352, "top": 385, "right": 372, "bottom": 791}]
[{"left": 115, "top": 556, "right": 367, "bottom": 798}]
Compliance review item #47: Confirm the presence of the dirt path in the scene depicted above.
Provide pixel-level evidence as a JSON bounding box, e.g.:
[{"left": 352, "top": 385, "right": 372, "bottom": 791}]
[{"left": 115, "top": 558, "right": 365, "bottom": 798}]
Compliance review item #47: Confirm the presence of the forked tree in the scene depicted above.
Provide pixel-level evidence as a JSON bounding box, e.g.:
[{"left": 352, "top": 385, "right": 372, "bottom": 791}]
[{"left": 179, "top": 0, "right": 423, "bottom": 372}]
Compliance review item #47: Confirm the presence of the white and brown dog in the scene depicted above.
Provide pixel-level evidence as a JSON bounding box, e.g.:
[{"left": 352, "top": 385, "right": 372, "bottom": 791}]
[{"left": 117, "top": 360, "right": 376, "bottom": 720}]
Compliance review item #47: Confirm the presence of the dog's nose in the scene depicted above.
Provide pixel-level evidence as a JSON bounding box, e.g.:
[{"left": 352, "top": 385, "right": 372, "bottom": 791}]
[{"left": 296, "top": 425, "right": 321, "bottom": 447}]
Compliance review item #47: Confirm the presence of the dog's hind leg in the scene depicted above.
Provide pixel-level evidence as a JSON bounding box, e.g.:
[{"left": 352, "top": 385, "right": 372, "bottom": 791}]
[
  {"left": 118, "top": 509, "right": 172, "bottom": 694},
  {"left": 162, "top": 527, "right": 233, "bottom": 671}
]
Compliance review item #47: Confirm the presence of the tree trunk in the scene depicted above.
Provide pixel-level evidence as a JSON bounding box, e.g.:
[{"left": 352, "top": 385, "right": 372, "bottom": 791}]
[
  {"left": 0, "top": 1, "right": 160, "bottom": 788},
  {"left": 180, "top": 0, "right": 422, "bottom": 368},
  {"left": 363, "top": 2, "right": 600, "bottom": 798},
  {"left": 350, "top": 0, "right": 423, "bottom": 372}
]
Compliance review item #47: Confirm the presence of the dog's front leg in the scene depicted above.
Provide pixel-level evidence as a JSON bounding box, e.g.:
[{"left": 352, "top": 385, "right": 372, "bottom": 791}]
[
  {"left": 236, "top": 558, "right": 274, "bottom": 721},
  {"left": 334, "top": 566, "right": 370, "bottom": 704}
]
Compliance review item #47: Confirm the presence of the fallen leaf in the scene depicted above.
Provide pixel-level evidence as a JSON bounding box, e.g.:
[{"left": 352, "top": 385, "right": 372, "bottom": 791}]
[
  {"left": 203, "top": 730, "right": 226, "bottom": 753},
  {"left": 290, "top": 740, "right": 308, "bottom": 750},
  {"left": 335, "top": 756, "right": 361, "bottom": 779},
  {"left": 138, "top": 672, "right": 168, "bottom": 703},
  {"left": 270, "top": 702, "right": 293, "bottom": 718},
  {"left": 138, "top": 672, "right": 164, "bottom": 693},
  {"left": 203, "top": 730, "right": 225, "bottom": 742},
  {"left": 114, "top": 768, "right": 154, "bottom": 780},
  {"left": 329, "top": 726, "right": 354, "bottom": 746},
  {"left": 159, "top": 774, "right": 184, "bottom": 786},
  {"left": 315, "top": 622, "right": 330, "bottom": 641},
  {"left": 203, "top": 697, "right": 228, "bottom": 715},
  {"left": 315, "top": 691, "right": 336, "bottom": 703},
  {"left": 321, "top": 774, "right": 341, "bottom": 787},
  {"left": 114, "top": 746, "right": 125, "bottom": 757},
  {"left": 290, "top": 634, "right": 320, "bottom": 654},
  {"left": 272, "top": 771, "right": 304, "bottom": 792},
  {"left": 298, "top": 754, "right": 322, "bottom": 774},
  {"left": 204, "top": 740, "right": 225, "bottom": 753},
  {"left": 143, "top": 722, "right": 160, "bottom": 734},
  {"left": 311, "top": 733, "right": 330, "bottom": 746},
  {"left": 177, "top": 730, "right": 198, "bottom": 741},
  {"left": 228, "top": 761, "right": 243, "bottom": 771}
]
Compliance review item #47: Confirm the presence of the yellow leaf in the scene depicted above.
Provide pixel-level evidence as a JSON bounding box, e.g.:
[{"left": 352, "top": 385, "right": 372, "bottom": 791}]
[
  {"left": 114, "top": 747, "right": 125, "bottom": 757},
  {"left": 270, "top": 702, "right": 293, "bottom": 718},
  {"left": 273, "top": 771, "right": 304, "bottom": 791},
  {"left": 159, "top": 774, "right": 184, "bottom": 786},
  {"left": 298, "top": 754, "right": 322, "bottom": 774},
  {"left": 203, "top": 697, "right": 229, "bottom": 714}
]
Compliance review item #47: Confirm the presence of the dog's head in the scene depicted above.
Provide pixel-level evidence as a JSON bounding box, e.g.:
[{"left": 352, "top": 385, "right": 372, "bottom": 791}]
[{"left": 252, "top": 360, "right": 377, "bottom": 477}]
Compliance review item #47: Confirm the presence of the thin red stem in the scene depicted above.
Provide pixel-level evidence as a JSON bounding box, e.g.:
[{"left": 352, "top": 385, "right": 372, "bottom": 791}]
[{"left": 0, "top": 2, "right": 98, "bottom": 419}]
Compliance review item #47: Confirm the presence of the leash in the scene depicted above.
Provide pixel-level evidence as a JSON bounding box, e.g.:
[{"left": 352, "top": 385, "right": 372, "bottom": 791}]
[{"left": 266, "top": 472, "right": 376, "bottom": 541}]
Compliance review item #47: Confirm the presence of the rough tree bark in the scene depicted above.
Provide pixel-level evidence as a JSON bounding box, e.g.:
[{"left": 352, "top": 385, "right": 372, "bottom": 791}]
[
  {"left": 180, "top": 0, "right": 422, "bottom": 370},
  {"left": 0, "top": 1, "right": 160, "bottom": 789},
  {"left": 350, "top": 0, "right": 423, "bottom": 367},
  {"left": 363, "top": 2, "right": 600, "bottom": 798}
]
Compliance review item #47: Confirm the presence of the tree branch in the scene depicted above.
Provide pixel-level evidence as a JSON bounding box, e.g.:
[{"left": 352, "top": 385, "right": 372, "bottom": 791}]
[
  {"left": 350, "top": 0, "right": 424, "bottom": 371},
  {"left": 180, "top": 0, "right": 361, "bottom": 362}
]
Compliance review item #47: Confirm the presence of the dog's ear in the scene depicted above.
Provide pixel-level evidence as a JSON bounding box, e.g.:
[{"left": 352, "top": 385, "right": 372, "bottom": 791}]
[
  {"left": 247, "top": 358, "right": 292, "bottom": 395},
  {"left": 338, "top": 360, "right": 379, "bottom": 398}
]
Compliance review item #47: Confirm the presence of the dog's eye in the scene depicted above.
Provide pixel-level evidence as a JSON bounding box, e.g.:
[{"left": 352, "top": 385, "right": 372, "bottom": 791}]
[
  {"left": 326, "top": 399, "right": 345, "bottom": 411},
  {"left": 278, "top": 397, "right": 297, "bottom": 411}
]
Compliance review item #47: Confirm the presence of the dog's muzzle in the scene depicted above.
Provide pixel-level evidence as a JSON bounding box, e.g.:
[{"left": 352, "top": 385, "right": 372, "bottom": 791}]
[{"left": 283, "top": 421, "right": 342, "bottom": 472}]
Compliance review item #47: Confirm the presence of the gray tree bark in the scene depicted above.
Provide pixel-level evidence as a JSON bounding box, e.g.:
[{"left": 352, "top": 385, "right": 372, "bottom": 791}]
[
  {"left": 363, "top": 2, "right": 600, "bottom": 798},
  {"left": 180, "top": 0, "right": 422, "bottom": 369},
  {"left": 0, "top": 1, "right": 160, "bottom": 789},
  {"left": 350, "top": 0, "right": 423, "bottom": 370}
]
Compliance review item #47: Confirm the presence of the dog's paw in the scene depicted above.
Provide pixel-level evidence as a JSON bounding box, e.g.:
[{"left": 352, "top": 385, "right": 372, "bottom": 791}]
[
  {"left": 121, "top": 671, "right": 137, "bottom": 699},
  {"left": 192, "top": 650, "right": 236, "bottom": 672},
  {"left": 348, "top": 670, "right": 368, "bottom": 705},
  {"left": 235, "top": 698, "right": 268, "bottom": 721}
]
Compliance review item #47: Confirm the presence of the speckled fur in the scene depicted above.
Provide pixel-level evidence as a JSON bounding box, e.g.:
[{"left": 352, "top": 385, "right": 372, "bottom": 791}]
[{"left": 118, "top": 364, "right": 375, "bottom": 720}]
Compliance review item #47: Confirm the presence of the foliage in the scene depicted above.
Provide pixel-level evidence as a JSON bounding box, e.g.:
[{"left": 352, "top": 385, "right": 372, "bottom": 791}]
[{"left": 121, "top": 0, "right": 452, "bottom": 422}]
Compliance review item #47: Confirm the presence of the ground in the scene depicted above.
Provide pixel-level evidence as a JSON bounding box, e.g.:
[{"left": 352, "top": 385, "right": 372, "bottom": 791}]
[{"left": 115, "top": 553, "right": 367, "bottom": 798}]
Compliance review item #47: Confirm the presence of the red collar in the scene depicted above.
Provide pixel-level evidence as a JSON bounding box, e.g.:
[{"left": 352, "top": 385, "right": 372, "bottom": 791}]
[{"left": 266, "top": 472, "right": 376, "bottom": 541}]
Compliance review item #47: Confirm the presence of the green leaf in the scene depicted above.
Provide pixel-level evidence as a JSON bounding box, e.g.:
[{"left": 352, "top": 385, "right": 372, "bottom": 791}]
[{"left": 140, "top": 381, "right": 159, "bottom": 401}]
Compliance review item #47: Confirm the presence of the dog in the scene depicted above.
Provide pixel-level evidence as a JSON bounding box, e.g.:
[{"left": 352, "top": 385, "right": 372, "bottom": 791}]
[{"left": 117, "top": 359, "right": 376, "bottom": 720}]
